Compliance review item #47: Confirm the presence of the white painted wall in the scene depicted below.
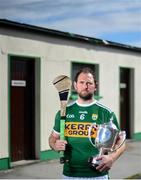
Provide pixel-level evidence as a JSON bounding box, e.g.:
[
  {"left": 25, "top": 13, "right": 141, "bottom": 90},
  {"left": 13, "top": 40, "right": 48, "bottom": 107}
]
[
  {"left": 0, "top": 33, "right": 141, "bottom": 157},
  {"left": 0, "top": 52, "right": 9, "bottom": 158}
]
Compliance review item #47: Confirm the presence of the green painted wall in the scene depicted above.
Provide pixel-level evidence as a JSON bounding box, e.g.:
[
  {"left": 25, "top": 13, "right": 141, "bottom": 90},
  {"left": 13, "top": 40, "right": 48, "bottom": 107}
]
[
  {"left": 133, "top": 132, "right": 141, "bottom": 140},
  {"left": 0, "top": 158, "right": 10, "bottom": 170}
]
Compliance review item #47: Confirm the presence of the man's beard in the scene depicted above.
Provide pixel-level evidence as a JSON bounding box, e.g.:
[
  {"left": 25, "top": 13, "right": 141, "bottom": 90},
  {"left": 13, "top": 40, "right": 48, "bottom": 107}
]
[{"left": 79, "top": 92, "right": 93, "bottom": 101}]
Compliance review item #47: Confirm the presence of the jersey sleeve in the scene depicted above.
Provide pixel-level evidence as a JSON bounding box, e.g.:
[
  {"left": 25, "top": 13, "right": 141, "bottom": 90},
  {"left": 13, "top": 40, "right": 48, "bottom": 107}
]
[
  {"left": 53, "top": 110, "right": 61, "bottom": 133},
  {"left": 110, "top": 112, "right": 120, "bottom": 130}
]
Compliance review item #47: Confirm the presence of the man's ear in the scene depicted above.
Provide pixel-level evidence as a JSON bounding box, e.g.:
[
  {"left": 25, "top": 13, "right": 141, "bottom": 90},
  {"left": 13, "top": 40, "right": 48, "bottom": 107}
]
[{"left": 73, "top": 81, "right": 77, "bottom": 90}]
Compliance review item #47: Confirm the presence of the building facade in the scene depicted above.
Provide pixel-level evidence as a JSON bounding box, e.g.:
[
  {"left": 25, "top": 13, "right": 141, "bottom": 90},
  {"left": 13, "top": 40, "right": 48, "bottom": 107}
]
[{"left": 0, "top": 19, "right": 141, "bottom": 170}]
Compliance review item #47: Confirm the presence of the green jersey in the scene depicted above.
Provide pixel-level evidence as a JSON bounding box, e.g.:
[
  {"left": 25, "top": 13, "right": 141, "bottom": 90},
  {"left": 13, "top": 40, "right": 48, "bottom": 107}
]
[{"left": 53, "top": 100, "right": 119, "bottom": 177}]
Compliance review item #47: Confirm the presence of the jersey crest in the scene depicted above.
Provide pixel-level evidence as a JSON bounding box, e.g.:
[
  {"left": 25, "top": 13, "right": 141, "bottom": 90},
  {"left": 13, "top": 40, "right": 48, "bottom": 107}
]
[{"left": 92, "top": 114, "right": 98, "bottom": 121}]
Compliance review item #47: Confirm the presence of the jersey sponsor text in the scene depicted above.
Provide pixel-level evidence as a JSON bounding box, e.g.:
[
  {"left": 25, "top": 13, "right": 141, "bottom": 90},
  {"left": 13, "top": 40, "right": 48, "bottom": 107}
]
[{"left": 65, "top": 122, "right": 97, "bottom": 138}]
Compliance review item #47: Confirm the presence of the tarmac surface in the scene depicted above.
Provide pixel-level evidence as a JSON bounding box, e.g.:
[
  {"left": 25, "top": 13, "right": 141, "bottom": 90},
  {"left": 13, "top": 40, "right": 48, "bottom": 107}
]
[{"left": 0, "top": 140, "right": 141, "bottom": 179}]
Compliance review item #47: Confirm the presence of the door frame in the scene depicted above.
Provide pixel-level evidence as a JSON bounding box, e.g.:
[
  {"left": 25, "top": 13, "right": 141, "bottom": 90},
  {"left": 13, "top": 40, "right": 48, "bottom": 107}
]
[
  {"left": 119, "top": 67, "right": 134, "bottom": 139},
  {"left": 8, "top": 54, "right": 41, "bottom": 165}
]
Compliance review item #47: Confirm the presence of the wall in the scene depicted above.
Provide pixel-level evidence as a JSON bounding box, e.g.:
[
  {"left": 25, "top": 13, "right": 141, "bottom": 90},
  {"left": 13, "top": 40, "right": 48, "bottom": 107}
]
[{"left": 0, "top": 32, "right": 141, "bottom": 162}]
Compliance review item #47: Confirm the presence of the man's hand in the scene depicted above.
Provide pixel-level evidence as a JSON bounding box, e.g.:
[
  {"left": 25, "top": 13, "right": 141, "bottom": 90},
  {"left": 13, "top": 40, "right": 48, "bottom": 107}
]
[
  {"left": 95, "top": 155, "right": 113, "bottom": 172},
  {"left": 49, "top": 132, "right": 68, "bottom": 151},
  {"left": 53, "top": 140, "right": 68, "bottom": 151},
  {"left": 95, "top": 135, "right": 126, "bottom": 173}
]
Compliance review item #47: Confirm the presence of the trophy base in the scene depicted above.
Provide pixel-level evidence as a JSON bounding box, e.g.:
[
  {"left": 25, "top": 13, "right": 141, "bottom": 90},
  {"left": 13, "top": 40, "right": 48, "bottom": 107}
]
[{"left": 88, "top": 156, "right": 101, "bottom": 169}]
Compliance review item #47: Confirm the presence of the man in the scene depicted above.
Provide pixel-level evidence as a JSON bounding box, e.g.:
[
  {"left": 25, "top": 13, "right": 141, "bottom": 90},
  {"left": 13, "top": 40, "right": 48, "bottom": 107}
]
[{"left": 49, "top": 67, "right": 126, "bottom": 179}]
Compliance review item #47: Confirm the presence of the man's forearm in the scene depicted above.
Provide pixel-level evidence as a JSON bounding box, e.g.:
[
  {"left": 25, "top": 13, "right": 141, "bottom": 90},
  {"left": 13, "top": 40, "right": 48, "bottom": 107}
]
[
  {"left": 109, "top": 143, "right": 126, "bottom": 162},
  {"left": 49, "top": 134, "right": 57, "bottom": 150},
  {"left": 49, "top": 132, "right": 67, "bottom": 151}
]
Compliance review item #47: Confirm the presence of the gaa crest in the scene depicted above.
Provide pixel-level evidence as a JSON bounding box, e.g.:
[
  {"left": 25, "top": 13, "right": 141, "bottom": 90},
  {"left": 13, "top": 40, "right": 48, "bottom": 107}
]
[{"left": 92, "top": 114, "right": 98, "bottom": 121}]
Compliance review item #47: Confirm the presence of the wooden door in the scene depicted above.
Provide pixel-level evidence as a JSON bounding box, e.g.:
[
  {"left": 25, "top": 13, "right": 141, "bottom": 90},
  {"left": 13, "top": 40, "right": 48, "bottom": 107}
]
[
  {"left": 10, "top": 57, "right": 35, "bottom": 161},
  {"left": 120, "top": 68, "right": 131, "bottom": 138}
]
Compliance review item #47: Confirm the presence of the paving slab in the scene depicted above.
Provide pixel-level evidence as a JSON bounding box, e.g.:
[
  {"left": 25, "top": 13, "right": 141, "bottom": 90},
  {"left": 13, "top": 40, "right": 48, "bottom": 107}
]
[{"left": 0, "top": 140, "right": 141, "bottom": 179}]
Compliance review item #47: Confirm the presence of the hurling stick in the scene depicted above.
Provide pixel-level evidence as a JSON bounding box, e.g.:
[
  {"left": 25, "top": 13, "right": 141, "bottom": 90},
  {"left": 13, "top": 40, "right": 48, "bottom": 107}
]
[{"left": 53, "top": 75, "right": 72, "bottom": 163}]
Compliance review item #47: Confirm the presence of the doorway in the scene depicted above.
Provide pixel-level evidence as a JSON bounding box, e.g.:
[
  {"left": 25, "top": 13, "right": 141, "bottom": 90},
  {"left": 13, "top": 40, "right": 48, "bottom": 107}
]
[
  {"left": 10, "top": 56, "right": 35, "bottom": 162},
  {"left": 120, "top": 67, "right": 134, "bottom": 139}
]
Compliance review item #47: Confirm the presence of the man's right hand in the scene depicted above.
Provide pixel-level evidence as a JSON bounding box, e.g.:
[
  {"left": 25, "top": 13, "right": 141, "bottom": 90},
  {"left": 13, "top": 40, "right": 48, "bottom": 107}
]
[{"left": 53, "top": 139, "right": 68, "bottom": 151}]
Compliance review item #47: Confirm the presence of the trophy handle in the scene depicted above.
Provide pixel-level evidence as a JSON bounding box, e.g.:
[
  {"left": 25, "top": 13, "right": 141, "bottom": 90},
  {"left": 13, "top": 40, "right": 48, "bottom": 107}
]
[
  {"left": 111, "top": 131, "right": 126, "bottom": 152},
  {"left": 88, "top": 123, "right": 97, "bottom": 147}
]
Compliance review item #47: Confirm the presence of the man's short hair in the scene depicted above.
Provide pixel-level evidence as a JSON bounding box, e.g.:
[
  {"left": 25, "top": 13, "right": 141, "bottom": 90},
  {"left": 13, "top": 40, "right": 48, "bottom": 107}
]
[{"left": 74, "top": 67, "right": 98, "bottom": 87}]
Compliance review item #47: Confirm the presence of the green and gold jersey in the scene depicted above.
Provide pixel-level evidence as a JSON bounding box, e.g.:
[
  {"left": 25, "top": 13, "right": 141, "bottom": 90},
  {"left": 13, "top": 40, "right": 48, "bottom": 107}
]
[{"left": 53, "top": 100, "right": 119, "bottom": 177}]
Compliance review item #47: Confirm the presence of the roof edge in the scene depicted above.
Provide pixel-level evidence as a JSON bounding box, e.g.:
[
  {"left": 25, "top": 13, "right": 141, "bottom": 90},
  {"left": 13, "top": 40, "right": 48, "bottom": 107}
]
[{"left": 0, "top": 19, "right": 141, "bottom": 53}]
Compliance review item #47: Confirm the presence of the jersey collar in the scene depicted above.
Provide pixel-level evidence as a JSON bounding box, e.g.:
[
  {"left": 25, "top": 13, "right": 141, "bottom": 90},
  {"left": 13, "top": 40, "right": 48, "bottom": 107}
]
[{"left": 76, "top": 100, "right": 97, "bottom": 107}]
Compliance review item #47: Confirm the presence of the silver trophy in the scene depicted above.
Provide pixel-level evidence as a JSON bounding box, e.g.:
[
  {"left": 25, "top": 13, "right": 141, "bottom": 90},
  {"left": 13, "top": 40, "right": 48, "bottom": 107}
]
[{"left": 88, "top": 118, "right": 126, "bottom": 168}]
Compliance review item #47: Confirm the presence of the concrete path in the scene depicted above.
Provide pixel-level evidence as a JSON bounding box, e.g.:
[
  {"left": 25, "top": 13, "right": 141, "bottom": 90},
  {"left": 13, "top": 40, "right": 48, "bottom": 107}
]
[{"left": 0, "top": 140, "right": 141, "bottom": 179}]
